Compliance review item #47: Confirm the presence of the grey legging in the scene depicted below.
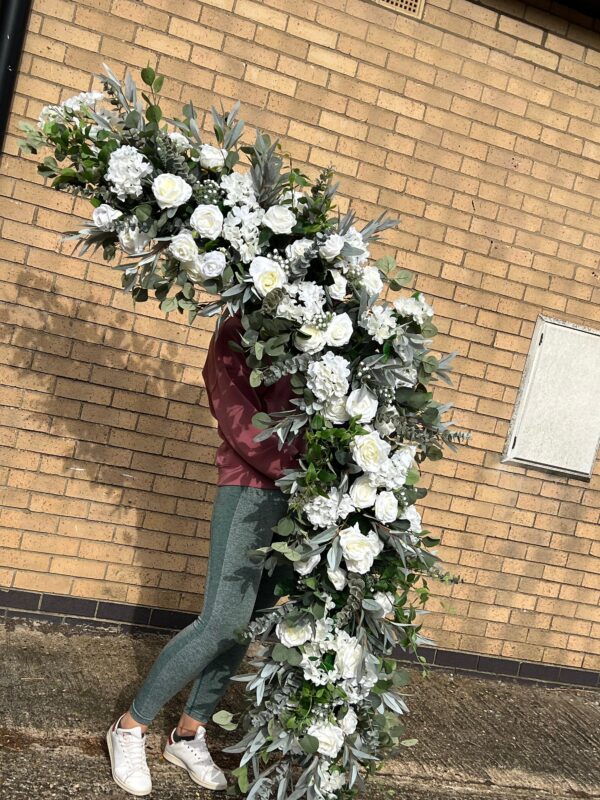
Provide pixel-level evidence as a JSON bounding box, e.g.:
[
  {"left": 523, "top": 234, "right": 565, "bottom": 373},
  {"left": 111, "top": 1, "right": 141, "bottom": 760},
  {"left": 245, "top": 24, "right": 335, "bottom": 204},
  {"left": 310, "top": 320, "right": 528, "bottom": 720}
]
[{"left": 130, "top": 485, "right": 291, "bottom": 725}]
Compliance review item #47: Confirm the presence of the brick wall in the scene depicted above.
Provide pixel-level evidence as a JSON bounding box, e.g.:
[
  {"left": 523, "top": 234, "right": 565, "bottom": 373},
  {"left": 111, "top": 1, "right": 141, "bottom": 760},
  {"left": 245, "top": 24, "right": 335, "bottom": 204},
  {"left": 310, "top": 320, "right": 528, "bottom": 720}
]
[{"left": 0, "top": 0, "right": 599, "bottom": 670}]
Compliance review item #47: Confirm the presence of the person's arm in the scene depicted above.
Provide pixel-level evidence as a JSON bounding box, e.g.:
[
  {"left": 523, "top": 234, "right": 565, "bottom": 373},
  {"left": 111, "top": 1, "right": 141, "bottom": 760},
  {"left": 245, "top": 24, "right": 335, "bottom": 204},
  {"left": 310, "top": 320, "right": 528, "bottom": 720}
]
[{"left": 203, "top": 316, "right": 302, "bottom": 481}]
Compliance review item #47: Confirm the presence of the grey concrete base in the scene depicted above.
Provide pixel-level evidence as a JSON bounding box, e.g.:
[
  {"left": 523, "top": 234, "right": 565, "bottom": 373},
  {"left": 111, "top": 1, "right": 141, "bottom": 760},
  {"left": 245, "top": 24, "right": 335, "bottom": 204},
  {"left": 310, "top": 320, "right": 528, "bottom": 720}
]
[{"left": 1, "top": 621, "right": 599, "bottom": 800}]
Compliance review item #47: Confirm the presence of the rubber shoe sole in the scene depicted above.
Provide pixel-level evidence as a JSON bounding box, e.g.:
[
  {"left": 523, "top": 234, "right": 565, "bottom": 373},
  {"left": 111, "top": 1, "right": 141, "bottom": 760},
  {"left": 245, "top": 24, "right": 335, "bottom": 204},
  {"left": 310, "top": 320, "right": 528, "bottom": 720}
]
[
  {"left": 106, "top": 730, "right": 152, "bottom": 797},
  {"left": 163, "top": 749, "right": 227, "bottom": 791}
]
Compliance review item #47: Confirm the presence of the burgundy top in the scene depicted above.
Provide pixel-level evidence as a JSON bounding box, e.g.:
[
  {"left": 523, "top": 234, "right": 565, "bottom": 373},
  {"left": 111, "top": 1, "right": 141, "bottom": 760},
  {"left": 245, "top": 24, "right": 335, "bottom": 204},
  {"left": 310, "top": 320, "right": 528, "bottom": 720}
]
[{"left": 202, "top": 314, "right": 302, "bottom": 488}]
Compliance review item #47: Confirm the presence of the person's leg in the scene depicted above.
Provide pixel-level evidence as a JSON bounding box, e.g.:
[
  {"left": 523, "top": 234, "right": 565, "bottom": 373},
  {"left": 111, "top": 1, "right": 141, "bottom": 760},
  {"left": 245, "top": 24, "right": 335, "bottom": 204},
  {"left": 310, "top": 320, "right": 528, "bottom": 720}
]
[
  {"left": 125, "top": 486, "right": 288, "bottom": 729},
  {"left": 119, "top": 484, "right": 243, "bottom": 732},
  {"left": 181, "top": 550, "right": 294, "bottom": 726}
]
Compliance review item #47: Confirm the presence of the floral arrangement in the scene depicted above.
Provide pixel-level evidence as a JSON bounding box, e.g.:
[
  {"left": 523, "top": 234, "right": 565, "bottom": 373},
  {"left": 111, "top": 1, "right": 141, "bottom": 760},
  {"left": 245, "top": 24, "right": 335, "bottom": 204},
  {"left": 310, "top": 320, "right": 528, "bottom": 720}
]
[{"left": 22, "top": 66, "right": 457, "bottom": 800}]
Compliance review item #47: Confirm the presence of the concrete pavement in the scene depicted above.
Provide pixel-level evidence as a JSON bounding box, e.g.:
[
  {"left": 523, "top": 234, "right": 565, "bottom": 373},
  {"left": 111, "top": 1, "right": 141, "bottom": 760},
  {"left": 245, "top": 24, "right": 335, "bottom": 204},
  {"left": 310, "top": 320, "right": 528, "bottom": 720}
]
[{"left": 0, "top": 621, "right": 598, "bottom": 800}]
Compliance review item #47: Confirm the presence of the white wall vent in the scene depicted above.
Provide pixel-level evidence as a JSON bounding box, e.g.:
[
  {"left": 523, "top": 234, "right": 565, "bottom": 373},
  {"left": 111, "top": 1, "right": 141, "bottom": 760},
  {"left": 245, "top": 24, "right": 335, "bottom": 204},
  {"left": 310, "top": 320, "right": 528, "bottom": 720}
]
[
  {"left": 502, "top": 316, "right": 600, "bottom": 480},
  {"left": 371, "top": 0, "right": 425, "bottom": 20}
]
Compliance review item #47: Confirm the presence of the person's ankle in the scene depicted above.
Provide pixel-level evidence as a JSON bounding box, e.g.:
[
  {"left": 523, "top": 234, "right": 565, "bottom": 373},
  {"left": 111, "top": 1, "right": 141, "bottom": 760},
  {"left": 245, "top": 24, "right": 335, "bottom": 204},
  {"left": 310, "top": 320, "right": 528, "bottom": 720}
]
[
  {"left": 176, "top": 722, "right": 206, "bottom": 737},
  {"left": 119, "top": 711, "right": 148, "bottom": 733}
]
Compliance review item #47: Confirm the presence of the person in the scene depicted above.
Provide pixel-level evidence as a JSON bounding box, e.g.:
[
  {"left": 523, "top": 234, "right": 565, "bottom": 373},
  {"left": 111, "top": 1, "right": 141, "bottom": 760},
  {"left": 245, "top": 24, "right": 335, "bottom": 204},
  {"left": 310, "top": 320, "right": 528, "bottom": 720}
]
[{"left": 106, "top": 313, "right": 302, "bottom": 797}]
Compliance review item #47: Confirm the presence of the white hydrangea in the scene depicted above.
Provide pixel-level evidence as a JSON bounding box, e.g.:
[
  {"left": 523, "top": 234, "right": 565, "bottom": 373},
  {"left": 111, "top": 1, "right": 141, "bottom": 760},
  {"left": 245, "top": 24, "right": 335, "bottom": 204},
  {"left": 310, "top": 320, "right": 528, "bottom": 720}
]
[
  {"left": 278, "top": 281, "right": 326, "bottom": 325},
  {"left": 39, "top": 93, "right": 104, "bottom": 127},
  {"left": 393, "top": 292, "right": 434, "bottom": 325},
  {"left": 220, "top": 171, "right": 256, "bottom": 207},
  {"left": 303, "top": 487, "right": 354, "bottom": 530},
  {"left": 368, "top": 445, "right": 417, "bottom": 490},
  {"left": 318, "top": 763, "right": 346, "bottom": 798},
  {"left": 359, "top": 304, "right": 397, "bottom": 344},
  {"left": 222, "top": 204, "right": 264, "bottom": 263},
  {"left": 306, "top": 352, "right": 351, "bottom": 403},
  {"left": 105, "top": 145, "right": 153, "bottom": 201},
  {"left": 65, "top": 90, "right": 104, "bottom": 112}
]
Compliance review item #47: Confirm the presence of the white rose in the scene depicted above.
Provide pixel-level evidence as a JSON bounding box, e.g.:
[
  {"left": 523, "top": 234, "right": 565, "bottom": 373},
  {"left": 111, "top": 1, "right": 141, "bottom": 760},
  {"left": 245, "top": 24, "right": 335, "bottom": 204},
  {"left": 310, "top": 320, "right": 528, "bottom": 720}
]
[
  {"left": 168, "top": 131, "right": 191, "bottom": 151},
  {"left": 339, "top": 523, "right": 384, "bottom": 574},
  {"left": 152, "top": 173, "right": 193, "bottom": 209},
  {"left": 169, "top": 230, "right": 198, "bottom": 263},
  {"left": 294, "top": 552, "right": 321, "bottom": 576},
  {"left": 307, "top": 722, "right": 344, "bottom": 759},
  {"left": 372, "top": 591, "right": 395, "bottom": 619},
  {"left": 335, "top": 632, "right": 364, "bottom": 679},
  {"left": 360, "top": 266, "right": 383, "bottom": 296},
  {"left": 92, "top": 203, "right": 122, "bottom": 231},
  {"left": 349, "top": 475, "right": 377, "bottom": 509},
  {"left": 325, "top": 312, "right": 353, "bottom": 348},
  {"left": 187, "top": 251, "right": 227, "bottom": 281},
  {"left": 118, "top": 219, "right": 151, "bottom": 255},
  {"left": 374, "top": 491, "right": 399, "bottom": 524},
  {"left": 249, "top": 256, "right": 287, "bottom": 297},
  {"left": 295, "top": 324, "right": 326, "bottom": 354},
  {"left": 262, "top": 205, "right": 296, "bottom": 235},
  {"left": 402, "top": 504, "right": 422, "bottom": 533},
  {"left": 328, "top": 269, "right": 347, "bottom": 300},
  {"left": 190, "top": 204, "right": 223, "bottom": 239},
  {"left": 286, "top": 238, "right": 312, "bottom": 261},
  {"left": 346, "top": 386, "right": 378, "bottom": 423},
  {"left": 350, "top": 431, "right": 391, "bottom": 473},
  {"left": 327, "top": 566, "right": 347, "bottom": 591},
  {"left": 319, "top": 234, "right": 345, "bottom": 262},
  {"left": 199, "top": 144, "right": 228, "bottom": 170},
  {"left": 323, "top": 396, "right": 350, "bottom": 425},
  {"left": 339, "top": 708, "right": 358, "bottom": 735},
  {"left": 276, "top": 618, "right": 313, "bottom": 648}
]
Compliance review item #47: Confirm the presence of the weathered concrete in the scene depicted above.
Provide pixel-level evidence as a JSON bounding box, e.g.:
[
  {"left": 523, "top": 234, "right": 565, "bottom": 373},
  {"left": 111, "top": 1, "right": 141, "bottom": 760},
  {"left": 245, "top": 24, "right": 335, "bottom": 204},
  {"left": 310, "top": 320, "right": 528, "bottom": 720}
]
[{"left": 0, "top": 621, "right": 598, "bottom": 800}]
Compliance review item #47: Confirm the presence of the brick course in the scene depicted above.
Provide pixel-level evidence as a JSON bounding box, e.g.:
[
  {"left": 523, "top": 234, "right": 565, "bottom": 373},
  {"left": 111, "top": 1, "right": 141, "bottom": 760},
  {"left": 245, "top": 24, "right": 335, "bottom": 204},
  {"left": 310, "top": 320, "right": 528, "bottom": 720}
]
[{"left": 0, "top": 0, "right": 599, "bottom": 670}]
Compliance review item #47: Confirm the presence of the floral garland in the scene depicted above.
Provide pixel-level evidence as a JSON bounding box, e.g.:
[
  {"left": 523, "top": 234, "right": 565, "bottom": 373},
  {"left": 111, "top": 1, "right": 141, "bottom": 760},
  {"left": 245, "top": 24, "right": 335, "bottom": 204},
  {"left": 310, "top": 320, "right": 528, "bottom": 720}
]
[{"left": 22, "top": 66, "right": 457, "bottom": 800}]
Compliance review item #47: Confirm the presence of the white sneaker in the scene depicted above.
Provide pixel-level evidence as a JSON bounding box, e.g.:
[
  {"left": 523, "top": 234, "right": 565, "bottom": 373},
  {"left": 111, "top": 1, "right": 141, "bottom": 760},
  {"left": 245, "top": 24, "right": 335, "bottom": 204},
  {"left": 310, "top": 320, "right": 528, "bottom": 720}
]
[
  {"left": 106, "top": 716, "right": 152, "bottom": 797},
  {"left": 163, "top": 727, "right": 227, "bottom": 791}
]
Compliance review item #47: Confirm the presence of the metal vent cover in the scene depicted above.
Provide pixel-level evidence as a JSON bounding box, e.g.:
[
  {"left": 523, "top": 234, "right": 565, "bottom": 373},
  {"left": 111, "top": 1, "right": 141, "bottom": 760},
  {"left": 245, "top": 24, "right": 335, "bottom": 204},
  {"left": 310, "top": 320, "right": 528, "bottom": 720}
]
[{"left": 371, "top": 0, "right": 425, "bottom": 19}]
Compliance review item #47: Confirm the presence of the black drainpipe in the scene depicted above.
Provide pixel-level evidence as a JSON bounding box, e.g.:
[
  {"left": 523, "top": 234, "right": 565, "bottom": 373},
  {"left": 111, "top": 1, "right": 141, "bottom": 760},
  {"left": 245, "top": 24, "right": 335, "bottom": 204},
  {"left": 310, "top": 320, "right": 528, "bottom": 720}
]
[{"left": 0, "top": 0, "right": 33, "bottom": 155}]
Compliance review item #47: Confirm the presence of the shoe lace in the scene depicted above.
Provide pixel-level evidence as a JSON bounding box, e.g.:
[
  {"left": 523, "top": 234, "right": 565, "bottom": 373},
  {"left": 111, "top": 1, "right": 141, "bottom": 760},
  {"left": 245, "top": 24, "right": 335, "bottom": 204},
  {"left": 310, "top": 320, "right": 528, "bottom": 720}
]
[
  {"left": 121, "top": 732, "right": 149, "bottom": 775},
  {"left": 184, "top": 736, "right": 215, "bottom": 766}
]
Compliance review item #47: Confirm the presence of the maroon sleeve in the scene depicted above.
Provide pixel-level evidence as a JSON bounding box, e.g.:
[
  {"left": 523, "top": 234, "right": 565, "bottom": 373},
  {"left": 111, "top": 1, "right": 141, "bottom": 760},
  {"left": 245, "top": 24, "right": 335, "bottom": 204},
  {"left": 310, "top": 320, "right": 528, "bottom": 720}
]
[{"left": 203, "top": 316, "right": 302, "bottom": 481}]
